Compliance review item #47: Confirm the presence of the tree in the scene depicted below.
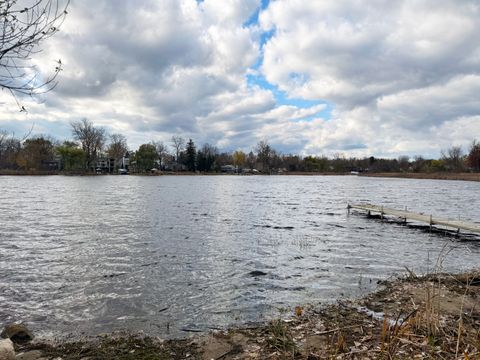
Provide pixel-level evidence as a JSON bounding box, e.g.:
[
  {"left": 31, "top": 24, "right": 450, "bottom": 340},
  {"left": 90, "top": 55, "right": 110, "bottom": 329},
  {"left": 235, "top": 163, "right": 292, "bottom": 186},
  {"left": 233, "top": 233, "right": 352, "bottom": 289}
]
[
  {"left": 0, "top": 130, "right": 21, "bottom": 169},
  {"left": 398, "top": 156, "right": 410, "bottom": 172},
  {"left": 107, "top": 133, "right": 128, "bottom": 167},
  {"left": 184, "top": 138, "right": 196, "bottom": 171},
  {"left": 412, "top": 155, "right": 426, "bottom": 173},
  {"left": 0, "top": 130, "right": 9, "bottom": 166},
  {"left": 56, "top": 141, "right": 85, "bottom": 171},
  {"left": 197, "top": 143, "right": 217, "bottom": 172},
  {"left": 232, "top": 150, "right": 246, "bottom": 169},
  {"left": 18, "top": 136, "right": 55, "bottom": 170},
  {"left": 467, "top": 140, "right": 480, "bottom": 171},
  {"left": 0, "top": 0, "right": 69, "bottom": 103},
  {"left": 282, "top": 154, "right": 303, "bottom": 172},
  {"left": 134, "top": 143, "right": 157, "bottom": 172},
  {"left": 304, "top": 155, "right": 328, "bottom": 172},
  {"left": 71, "top": 118, "right": 106, "bottom": 171},
  {"left": 441, "top": 146, "right": 464, "bottom": 172},
  {"left": 246, "top": 151, "right": 256, "bottom": 170},
  {"left": 171, "top": 136, "right": 185, "bottom": 162},
  {"left": 256, "top": 140, "right": 272, "bottom": 172},
  {"left": 152, "top": 141, "right": 168, "bottom": 168}
]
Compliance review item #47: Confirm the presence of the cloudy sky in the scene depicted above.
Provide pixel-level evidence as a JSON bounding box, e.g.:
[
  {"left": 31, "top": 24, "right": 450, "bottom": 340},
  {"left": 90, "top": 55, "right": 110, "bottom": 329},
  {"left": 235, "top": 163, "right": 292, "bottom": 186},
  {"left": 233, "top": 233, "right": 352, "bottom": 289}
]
[{"left": 1, "top": 0, "right": 480, "bottom": 158}]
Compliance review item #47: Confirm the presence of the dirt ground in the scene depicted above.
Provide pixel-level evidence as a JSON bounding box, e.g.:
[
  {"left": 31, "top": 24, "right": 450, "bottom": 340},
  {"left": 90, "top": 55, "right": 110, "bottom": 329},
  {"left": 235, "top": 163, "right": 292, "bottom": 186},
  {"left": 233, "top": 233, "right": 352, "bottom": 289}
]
[{"left": 11, "top": 270, "right": 480, "bottom": 359}]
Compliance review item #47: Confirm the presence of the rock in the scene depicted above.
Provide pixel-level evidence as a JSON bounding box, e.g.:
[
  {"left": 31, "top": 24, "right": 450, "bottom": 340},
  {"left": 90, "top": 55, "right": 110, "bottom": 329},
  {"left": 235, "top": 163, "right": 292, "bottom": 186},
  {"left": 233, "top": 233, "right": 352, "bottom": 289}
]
[
  {"left": 0, "top": 338, "right": 15, "bottom": 360},
  {"left": 15, "top": 350, "right": 43, "bottom": 360},
  {"left": 1, "top": 324, "right": 34, "bottom": 344},
  {"left": 248, "top": 270, "right": 267, "bottom": 277}
]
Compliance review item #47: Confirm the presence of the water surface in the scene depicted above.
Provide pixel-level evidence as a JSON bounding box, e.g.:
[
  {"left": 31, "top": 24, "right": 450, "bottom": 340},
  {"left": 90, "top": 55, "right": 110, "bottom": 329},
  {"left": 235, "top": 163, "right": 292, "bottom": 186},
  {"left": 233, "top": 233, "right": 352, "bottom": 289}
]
[{"left": 0, "top": 175, "right": 479, "bottom": 337}]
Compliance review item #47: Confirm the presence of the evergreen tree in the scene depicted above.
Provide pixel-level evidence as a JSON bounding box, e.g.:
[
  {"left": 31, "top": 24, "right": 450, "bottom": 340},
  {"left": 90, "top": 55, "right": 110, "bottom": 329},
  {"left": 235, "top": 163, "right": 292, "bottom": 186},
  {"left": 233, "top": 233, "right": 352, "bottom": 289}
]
[
  {"left": 197, "top": 143, "right": 217, "bottom": 172},
  {"left": 185, "top": 139, "right": 196, "bottom": 171},
  {"left": 467, "top": 140, "right": 480, "bottom": 171}
]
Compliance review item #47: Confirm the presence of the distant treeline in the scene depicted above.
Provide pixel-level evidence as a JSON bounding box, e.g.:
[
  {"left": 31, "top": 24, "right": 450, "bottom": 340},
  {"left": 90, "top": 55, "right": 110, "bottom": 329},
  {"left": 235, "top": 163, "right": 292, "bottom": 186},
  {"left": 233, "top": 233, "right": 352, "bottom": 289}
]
[{"left": 1, "top": 119, "right": 479, "bottom": 174}]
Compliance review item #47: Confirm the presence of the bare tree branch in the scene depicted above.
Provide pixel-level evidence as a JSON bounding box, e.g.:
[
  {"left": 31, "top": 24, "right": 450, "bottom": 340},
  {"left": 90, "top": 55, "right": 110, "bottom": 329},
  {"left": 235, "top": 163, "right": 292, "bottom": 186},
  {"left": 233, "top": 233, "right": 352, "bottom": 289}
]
[{"left": 0, "top": 0, "right": 69, "bottom": 106}]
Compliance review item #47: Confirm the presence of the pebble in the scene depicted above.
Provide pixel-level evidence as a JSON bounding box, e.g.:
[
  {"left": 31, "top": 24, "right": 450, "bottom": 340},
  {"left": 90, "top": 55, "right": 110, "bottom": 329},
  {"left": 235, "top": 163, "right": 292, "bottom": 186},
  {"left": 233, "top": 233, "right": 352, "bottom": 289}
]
[
  {"left": 0, "top": 338, "right": 15, "bottom": 360},
  {"left": 15, "top": 350, "right": 44, "bottom": 360}
]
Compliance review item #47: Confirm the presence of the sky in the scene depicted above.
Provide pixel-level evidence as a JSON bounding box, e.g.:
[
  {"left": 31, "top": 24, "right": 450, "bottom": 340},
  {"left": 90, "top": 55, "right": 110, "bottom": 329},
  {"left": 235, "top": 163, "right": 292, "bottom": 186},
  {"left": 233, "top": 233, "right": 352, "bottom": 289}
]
[{"left": 1, "top": 0, "right": 480, "bottom": 158}]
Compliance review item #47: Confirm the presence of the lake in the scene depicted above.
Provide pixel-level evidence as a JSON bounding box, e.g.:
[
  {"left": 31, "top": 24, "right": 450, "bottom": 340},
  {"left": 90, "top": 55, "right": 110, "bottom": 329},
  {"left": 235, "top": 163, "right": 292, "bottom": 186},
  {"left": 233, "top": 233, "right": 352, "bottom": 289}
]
[{"left": 0, "top": 175, "right": 479, "bottom": 338}]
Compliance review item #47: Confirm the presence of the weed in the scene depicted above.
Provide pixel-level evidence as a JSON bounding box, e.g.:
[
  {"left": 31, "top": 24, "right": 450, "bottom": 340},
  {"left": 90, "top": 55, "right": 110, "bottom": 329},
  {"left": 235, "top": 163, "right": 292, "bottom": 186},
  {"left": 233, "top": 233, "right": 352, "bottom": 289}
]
[{"left": 268, "top": 319, "right": 298, "bottom": 358}]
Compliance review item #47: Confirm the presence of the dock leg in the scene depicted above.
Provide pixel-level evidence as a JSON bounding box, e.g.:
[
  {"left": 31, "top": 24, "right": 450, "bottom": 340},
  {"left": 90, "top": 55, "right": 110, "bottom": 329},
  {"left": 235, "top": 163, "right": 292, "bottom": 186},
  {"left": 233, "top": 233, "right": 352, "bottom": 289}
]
[
  {"left": 381, "top": 206, "right": 384, "bottom": 220},
  {"left": 429, "top": 215, "right": 433, "bottom": 232}
]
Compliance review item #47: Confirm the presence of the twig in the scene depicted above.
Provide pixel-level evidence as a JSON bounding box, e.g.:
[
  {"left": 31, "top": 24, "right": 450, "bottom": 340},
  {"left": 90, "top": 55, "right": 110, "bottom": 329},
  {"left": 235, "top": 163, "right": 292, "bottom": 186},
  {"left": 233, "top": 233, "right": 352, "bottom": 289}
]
[{"left": 315, "top": 323, "right": 364, "bottom": 336}]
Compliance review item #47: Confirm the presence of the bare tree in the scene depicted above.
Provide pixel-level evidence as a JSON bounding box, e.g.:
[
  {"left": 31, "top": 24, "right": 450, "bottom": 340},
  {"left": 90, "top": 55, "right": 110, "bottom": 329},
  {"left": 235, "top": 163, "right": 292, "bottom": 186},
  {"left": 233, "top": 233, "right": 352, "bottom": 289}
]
[
  {"left": 256, "top": 140, "right": 272, "bottom": 172},
  {"left": 0, "top": 129, "right": 7, "bottom": 151},
  {"left": 0, "top": 130, "right": 21, "bottom": 168},
  {"left": 412, "top": 155, "right": 426, "bottom": 172},
  {"left": 1, "top": 0, "right": 69, "bottom": 106},
  {"left": 397, "top": 155, "right": 410, "bottom": 171},
  {"left": 152, "top": 140, "right": 168, "bottom": 167},
  {"left": 71, "top": 118, "right": 106, "bottom": 171},
  {"left": 107, "top": 133, "right": 128, "bottom": 163},
  {"left": 171, "top": 135, "right": 184, "bottom": 162},
  {"left": 441, "top": 146, "right": 464, "bottom": 172}
]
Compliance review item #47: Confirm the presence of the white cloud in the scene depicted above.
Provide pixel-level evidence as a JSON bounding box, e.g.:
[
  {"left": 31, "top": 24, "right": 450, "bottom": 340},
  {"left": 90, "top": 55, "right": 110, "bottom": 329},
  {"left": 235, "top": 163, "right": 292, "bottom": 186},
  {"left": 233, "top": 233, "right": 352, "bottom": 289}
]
[
  {"left": 257, "top": 0, "right": 480, "bottom": 156},
  {"left": 1, "top": 0, "right": 479, "bottom": 158}
]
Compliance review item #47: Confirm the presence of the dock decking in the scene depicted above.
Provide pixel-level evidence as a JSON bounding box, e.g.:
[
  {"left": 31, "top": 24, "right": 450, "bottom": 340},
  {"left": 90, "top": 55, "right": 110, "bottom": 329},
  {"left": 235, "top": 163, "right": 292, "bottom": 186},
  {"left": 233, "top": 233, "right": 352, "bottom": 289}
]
[{"left": 347, "top": 203, "right": 480, "bottom": 234}]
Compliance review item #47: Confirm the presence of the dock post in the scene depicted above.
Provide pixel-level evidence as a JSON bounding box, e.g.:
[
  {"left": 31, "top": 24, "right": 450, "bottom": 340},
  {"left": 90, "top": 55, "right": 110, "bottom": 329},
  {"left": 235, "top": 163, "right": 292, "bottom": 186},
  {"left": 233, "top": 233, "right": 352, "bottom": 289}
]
[
  {"left": 404, "top": 206, "right": 407, "bottom": 224},
  {"left": 347, "top": 204, "right": 351, "bottom": 215},
  {"left": 429, "top": 214, "right": 433, "bottom": 231},
  {"left": 381, "top": 206, "right": 384, "bottom": 220}
]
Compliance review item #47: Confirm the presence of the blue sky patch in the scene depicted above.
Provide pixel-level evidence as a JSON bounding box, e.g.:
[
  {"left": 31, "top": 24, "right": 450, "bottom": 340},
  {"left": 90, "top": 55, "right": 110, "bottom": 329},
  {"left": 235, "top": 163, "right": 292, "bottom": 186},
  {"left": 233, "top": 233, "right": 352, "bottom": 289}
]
[
  {"left": 244, "top": 0, "right": 270, "bottom": 27},
  {"left": 246, "top": 73, "right": 333, "bottom": 121},
  {"left": 244, "top": 1, "right": 332, "bottom": 122}
]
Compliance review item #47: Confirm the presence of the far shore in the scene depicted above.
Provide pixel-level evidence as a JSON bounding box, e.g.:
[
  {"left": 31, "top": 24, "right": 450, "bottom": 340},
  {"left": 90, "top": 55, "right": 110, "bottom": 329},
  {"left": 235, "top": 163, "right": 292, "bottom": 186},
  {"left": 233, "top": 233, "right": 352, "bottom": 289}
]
[
  {"left": 1, "top": 170, "right": 480, "bottom": 182},
  {"left": 358, "top": 171, "right": 480, "bottom": 182},
  {"left": 10, "top": 269, "right": 480, "bottom": 360}
]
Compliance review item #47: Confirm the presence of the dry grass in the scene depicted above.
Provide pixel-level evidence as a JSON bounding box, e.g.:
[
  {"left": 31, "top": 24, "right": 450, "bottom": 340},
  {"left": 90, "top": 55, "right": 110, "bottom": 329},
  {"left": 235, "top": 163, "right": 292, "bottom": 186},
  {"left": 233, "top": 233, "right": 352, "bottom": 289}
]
[
  {"left": 267, "top": 319, "right": 298, "bottom": 358},
  {"left": 360, "top": 172, "right": 480, "bottom": 182}
]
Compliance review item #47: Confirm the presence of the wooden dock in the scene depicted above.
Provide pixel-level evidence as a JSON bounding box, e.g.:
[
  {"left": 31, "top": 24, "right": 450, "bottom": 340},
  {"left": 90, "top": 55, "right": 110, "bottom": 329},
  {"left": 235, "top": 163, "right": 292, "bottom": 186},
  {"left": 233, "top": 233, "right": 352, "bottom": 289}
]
[{"left": 347, "top": 203, "right": 480, "bottom": 234}]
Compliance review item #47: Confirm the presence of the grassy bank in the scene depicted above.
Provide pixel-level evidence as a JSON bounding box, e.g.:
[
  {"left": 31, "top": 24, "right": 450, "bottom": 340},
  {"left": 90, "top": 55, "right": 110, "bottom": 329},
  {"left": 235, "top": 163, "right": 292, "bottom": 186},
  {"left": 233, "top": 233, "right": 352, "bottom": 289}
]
[
  {"left": 359, "top": 172, "right": 480, "bottom": 182},
  {"left": 0, "top": 169, "right": 59, "bottom": 176},
  {"left": 13, "top": 270, "right": 480, "bottom": 359}
]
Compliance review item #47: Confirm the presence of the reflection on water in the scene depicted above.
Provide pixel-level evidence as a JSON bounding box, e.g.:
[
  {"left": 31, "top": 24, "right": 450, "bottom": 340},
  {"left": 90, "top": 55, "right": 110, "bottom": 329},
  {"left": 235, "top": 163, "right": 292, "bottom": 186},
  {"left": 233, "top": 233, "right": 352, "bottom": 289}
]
[{"left": 0, "top": 175, "right": 479, "bottom": 338}]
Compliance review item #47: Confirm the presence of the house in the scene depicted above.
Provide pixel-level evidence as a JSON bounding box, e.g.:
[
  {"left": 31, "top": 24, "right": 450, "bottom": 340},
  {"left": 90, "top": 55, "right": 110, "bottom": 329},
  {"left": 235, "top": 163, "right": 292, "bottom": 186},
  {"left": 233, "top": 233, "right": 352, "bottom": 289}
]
[
  {"left": 94, "top": 157, "right": 115, "bottom": 173},
  {"left": 221, "top": 164, "right": 237, "bottom": 173},
  {"left": 119, "top": 152, "right": 130, "bottom": 173}
]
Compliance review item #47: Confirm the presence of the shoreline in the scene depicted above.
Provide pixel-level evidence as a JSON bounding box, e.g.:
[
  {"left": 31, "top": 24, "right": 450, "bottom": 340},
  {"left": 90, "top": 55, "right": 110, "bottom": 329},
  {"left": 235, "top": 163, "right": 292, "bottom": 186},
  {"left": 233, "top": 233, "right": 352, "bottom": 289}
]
[
  {"left": 2, "top": 170, "right": 480, "bottom": 182},
  {"left": 9, "top": 269, "right": 480, "bottom": 359},
  {"left": 358, "top": 172, "right": 480, "bottom": 182}
]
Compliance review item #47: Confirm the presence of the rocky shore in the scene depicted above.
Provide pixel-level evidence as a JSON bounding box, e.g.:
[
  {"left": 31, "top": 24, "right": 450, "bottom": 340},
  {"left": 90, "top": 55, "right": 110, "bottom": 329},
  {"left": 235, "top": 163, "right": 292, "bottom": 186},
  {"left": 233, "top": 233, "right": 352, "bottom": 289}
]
[{"left": 2, "top": 270, "right": 479, "bottom": 359}]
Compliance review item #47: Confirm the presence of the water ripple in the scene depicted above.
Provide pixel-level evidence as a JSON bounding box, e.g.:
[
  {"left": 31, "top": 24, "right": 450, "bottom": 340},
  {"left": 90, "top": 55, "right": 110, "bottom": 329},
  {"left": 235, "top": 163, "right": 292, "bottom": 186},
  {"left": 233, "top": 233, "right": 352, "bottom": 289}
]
[{"left": 0, "top": 175, "right": 479, "bottom": 338}]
